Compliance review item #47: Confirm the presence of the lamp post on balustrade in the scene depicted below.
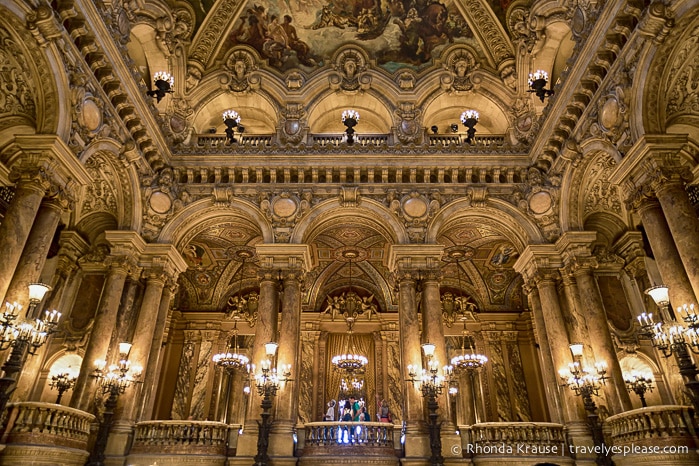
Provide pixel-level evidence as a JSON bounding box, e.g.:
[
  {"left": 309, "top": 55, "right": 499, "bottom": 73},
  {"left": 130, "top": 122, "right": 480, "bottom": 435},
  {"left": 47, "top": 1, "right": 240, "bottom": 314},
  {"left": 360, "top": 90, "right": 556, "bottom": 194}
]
[
  {"left": 252, "top": 341, "right": 291, "bottom": 466},
  {"left": 624, "top": 371, "right": 653, "bottom": 408},
  {"left": 559, "top": 343, "right": 611, "bottom": 466},
  {"left": 638, "top": 285, "right": 699, "bottom": 411},
  {"left": 49, "top": 370, "right": 78, "bottom": 404},
  {"left": 0, "top": 283, "right": 60, "bottom": 417},
  {"left": 407, "top": 342, "right": 453, "bottom": 466},
  {"left": 85, "top": 342, "right": 142, "bottom": 466}
]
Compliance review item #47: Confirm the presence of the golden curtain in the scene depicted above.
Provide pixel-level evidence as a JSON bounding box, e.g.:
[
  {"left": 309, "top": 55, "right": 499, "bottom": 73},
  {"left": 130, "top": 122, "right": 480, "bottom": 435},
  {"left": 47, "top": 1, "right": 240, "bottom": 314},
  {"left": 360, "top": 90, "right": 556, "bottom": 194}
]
[{"left": 324, "top": 333, "right": 376, "bottom": 414}]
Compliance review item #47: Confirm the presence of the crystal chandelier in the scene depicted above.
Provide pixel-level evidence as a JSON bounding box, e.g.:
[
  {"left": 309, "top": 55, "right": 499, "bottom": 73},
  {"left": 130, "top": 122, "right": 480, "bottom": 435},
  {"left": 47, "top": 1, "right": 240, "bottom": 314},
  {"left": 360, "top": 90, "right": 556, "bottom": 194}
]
[
  {"left": 331, "top": 249, "right": 369, "bottom": 375},
  {"left": 451, "top": 319, "right": 488, "bottom": 371},
  {"left": 213, "top": 320, "right": 249, "bottom": 373}
]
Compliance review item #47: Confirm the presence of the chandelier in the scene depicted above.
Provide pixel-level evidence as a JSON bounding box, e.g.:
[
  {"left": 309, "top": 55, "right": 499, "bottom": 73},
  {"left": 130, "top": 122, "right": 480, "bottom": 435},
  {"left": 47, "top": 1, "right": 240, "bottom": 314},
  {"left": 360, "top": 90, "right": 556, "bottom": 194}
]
[
  {"left": 330, "top": 248, "right": 370, "bottom": 378},
  {"left": 451, "top": 318, "right": 488, "bottom": 371},
  {"left": 441, "top": 246, "right": 477, "bottom": 327},
  {"left": 226, "top": 247, "right": 258, "bottom": 327},
  {"left": 213, "top": 320, "right": 249, "bottom": 373}
]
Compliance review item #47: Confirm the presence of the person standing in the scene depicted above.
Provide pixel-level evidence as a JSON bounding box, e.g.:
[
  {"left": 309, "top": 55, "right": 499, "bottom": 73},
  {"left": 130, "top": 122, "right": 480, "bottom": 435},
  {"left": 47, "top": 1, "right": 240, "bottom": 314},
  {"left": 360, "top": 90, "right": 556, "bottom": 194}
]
[{"left": 324, "top": 399, "right": 336, "bottom": 421}]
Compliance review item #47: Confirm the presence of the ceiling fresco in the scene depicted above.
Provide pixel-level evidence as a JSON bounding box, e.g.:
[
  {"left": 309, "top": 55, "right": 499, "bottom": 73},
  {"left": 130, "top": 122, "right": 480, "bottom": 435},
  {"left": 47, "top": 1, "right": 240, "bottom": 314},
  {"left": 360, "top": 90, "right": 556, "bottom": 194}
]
[{"left": 206, "top": 0, "right": 493, "bottom": 72}]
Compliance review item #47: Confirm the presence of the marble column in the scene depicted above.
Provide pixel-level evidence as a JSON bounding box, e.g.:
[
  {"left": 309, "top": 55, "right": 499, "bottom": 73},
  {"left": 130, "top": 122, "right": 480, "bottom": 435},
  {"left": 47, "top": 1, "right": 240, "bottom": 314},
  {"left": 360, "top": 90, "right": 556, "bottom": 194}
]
[
  {"left": 275, "top": 269, "right": 302, "bottom": 421},
  {"left": 120, "top": 269, "right": 167, "bottom": 421},
  {"left": 572, "top": 262, "right": 633, "bottom": 413},
  {"left": 522, "top": 284, "right": 563, "bottom": 423},
  {"left": 420, "top": 271, "right": 453, "bottom": 427},
  {"left": 140, "top": 281, "right": 176, "bottom": 421},
  {"left": 4, "top": 195, "right": 69, "bottom": 403},
  {"left": 4, "top": 194, "right": 68, "bottom": 310},
  {"left": 270, "top": 268, "right": 303, "bottom": 457},
  {"left": 629, "top": 190, "right": 696, "bottom": 308},
  {"left": 0, "top": 166, "right": 52, "bottom": 304},
  {"left": 70, "top": 255, "right": 134, "bottom": 411},
  {"left": 535, "top": 275, "right": 581, "bottom": 421},
  {"left": 398, "top": 271, "right": 424, "bottom": 421},
  {"left": 652, "top": 174, "right": 699, "bottom": 305},
  {"left": 237, "top": 268, "right": 278, "bottom": 457},
  {"left": 0, "top": 136, "right": 90, "bottom": 305}
]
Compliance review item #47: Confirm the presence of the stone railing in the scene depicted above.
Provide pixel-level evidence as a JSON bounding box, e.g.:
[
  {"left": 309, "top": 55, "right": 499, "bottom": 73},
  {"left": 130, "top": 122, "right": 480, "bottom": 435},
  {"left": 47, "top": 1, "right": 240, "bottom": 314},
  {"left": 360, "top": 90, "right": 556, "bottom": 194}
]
[
  {"left": 304, "top": 421, "right": 394, "bottom": 448},
  {"left": 606, "top": 405, "right": 698, "bottom": 445},
  {"left": 1, "top": 401, "right": 94, "bottom": 450},
  {"left": 130, "top": 420, "right": 229, "bottom": 456},
  {"left": 605, "top": 406, "right": 699, "bottom": 465},
  {"left": 463, "top": 422, "right": 568, "bottom": 458}
]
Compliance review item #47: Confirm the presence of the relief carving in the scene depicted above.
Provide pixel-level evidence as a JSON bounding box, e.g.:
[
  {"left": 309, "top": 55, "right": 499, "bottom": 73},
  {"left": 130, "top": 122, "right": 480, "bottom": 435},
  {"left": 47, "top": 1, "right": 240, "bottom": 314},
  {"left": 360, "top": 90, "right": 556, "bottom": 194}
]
[
  {"left": 394, "top": 102, "right": 422, "bottom": 144},
  {"left": 259, "top": 191, "right": 312, "bottom": 242},
  {"left": 224, "top": 49, "right": 259, "bottom": 94},
  {"left": 280, "top": 103, "right": 307, "bottom": 145}
]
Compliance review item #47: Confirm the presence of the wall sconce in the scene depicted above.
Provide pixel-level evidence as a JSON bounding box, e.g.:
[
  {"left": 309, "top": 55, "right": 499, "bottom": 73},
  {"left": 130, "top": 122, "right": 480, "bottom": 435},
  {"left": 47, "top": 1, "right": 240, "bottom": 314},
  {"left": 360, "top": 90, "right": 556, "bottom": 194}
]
[
  {"left": 223, "top": 109, "right": 244, "bottom": 144},
  {"left": 146, "top": 71, "right": 174, "bottom": 103},
  {"left": 460, "top": 110, "right": 479, "bottom": 144},
  {"left": 528, "top": 70, "right": 554, "bottom": 102},
  {"left": 342, "top": 110, "right": 359, "bottom": 145}
]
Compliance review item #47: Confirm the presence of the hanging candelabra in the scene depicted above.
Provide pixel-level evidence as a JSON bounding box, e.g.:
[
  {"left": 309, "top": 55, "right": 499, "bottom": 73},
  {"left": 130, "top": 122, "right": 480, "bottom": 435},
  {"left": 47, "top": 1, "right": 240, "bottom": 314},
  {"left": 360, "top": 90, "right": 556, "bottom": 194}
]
[
  {"left": 226, "top": 247, "right": 258, "bottom": 326},
  {"left": 441, "top": 246, "right": 477, "bottom": 327}
]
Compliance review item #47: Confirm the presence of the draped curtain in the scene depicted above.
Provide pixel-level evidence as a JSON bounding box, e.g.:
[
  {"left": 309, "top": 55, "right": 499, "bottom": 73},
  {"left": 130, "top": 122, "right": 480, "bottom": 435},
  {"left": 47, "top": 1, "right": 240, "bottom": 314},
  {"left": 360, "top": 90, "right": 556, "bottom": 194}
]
[{"left": 324, "top": 333, "right": 375, "bottom": 414}]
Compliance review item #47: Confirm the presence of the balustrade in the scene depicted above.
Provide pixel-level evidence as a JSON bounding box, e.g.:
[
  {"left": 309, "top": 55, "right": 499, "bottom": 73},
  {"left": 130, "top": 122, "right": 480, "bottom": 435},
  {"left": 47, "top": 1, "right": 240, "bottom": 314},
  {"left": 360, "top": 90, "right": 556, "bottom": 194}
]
[
  {"left": 605, "top": 406, "right": 699, "bottom": 465},
  {"left": 304, "top": 421, "right": 394, "bottom": 448},
  {"left": 0, "top": 402, "right": 94, "bottom": 465},
  {"left": 462, "top": 422, "right": 568, "bottom": 460},
  {"left": 131, "top": 420, "right": 229, "bottom": 455},
  {"left": 606, "top": 405, "right": 698, "bottom": 445}
]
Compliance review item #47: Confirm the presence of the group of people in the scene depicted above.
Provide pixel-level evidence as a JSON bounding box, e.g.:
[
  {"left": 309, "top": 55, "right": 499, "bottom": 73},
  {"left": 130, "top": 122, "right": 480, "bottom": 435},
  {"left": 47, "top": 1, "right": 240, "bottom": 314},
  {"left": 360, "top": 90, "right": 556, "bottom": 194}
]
[{"left": 324, "top": 395, "right": 391, "bottom": 423}]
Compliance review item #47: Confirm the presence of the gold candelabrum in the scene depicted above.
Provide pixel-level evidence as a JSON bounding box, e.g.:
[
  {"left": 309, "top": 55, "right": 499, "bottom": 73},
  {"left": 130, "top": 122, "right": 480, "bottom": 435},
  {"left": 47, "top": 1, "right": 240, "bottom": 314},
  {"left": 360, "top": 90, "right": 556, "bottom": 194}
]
[
  {"left": 638, "top": 285, "right": 699, "bottom": 411},
  {"left": 0, "top": 283, "right": 59, "bottom": 416}
]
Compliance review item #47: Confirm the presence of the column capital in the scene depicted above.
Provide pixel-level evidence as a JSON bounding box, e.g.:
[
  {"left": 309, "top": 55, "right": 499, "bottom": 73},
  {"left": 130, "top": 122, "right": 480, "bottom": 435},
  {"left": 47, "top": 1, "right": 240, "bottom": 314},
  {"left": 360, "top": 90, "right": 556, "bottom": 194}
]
[
  {"left": 4, "top": 135, "right": 91, "bottom": 190},
  {"left": 608, "top": 134, "right": 698, "bottom": 187},
  {"left": 255, "top": 243, "right": 314, "bottom": 272},
  {"left": 385, "top": 244, "right": 444, "bottom": 274},
  {"left": 554, "top": 231, "right": 597, "bottom": 263},
  {"left": 140, "top": 243, "right": 189, "bottom": 281},
  {"left": 512, "top": 244, "right": 562, "bottom": 283}
]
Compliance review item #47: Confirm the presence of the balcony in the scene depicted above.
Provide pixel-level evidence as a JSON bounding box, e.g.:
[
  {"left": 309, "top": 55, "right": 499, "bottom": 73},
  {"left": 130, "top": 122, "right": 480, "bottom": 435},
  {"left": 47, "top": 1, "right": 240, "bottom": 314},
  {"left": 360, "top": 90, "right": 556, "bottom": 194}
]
[
  {"left": 299, "top": 421, "right": 398, "bottom": 466},
  {"left": 127, "top": 420, "right": 232, "bottom": 466},
  {"left": 606, "top": 405, "right": 699, "bottom": 466},
  {"left": 0, "top": 402, "right": 94, "bottom": 465},
  {"left": 461, "top": 422, "right": 572, "bottom": 465}
]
